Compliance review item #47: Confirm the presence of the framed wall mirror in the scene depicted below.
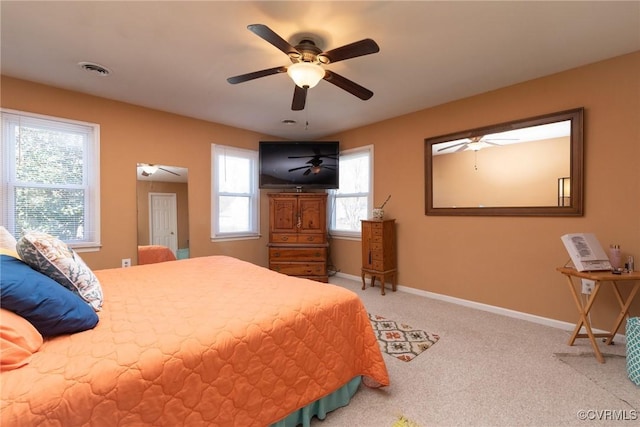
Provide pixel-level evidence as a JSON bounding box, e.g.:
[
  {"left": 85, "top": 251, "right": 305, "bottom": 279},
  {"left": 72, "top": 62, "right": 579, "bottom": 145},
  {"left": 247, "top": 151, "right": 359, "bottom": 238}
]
[
  {"left": 136, "top": 163, "right": 190, "bottom": 263},
  {"left": 425, "top": 108, "right": 584, "bottom": 216}
]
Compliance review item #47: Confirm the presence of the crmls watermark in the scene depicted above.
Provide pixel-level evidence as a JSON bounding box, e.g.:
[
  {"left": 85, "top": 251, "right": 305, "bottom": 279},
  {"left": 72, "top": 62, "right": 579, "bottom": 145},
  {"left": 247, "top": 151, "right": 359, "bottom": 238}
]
[{"left": 577, "top": 409, "right": 638, "bottom": 421}]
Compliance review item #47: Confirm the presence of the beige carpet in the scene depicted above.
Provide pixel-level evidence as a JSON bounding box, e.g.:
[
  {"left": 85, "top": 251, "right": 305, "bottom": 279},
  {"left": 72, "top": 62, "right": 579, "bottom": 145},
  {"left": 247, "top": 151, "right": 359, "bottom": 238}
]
[{"left": 311, "top": 275, "right": 639, "bottom": 427}]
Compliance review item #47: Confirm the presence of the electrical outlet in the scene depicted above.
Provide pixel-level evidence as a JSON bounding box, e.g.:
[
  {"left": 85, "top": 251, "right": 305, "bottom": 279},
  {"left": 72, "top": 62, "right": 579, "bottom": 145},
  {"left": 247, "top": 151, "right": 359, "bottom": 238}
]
[
  {"left": 122, "top": 258, "right": 131, "bottom": 268},
  {"left": 581, "top": 279, "right": 595, "bottom": 295}
]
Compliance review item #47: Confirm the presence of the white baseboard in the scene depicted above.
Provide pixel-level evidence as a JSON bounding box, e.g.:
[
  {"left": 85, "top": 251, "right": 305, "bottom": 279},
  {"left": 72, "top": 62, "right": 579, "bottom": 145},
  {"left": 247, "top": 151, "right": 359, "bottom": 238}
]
[{"left": 334, "top": 272, "right": 627, "bottom": 344}]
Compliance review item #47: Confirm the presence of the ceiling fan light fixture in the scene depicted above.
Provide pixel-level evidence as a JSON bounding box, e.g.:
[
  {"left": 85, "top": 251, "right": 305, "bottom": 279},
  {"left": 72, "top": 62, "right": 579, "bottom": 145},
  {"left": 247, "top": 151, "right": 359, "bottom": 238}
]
[
  {"left": 287, "top": 62, "right": 324, "bottom": 88},
  {"left": 467, "top": 141, "right": 487, "bottom": 151},
  {"left": 141, "top": 164, "right": 158, "bottom": 175}
]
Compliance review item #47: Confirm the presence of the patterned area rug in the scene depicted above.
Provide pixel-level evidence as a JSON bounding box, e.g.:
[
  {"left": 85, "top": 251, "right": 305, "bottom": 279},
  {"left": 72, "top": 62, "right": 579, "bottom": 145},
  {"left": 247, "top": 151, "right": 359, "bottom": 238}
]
[{"left": 369, "top": 313, "right": 440, "bottom": 362}]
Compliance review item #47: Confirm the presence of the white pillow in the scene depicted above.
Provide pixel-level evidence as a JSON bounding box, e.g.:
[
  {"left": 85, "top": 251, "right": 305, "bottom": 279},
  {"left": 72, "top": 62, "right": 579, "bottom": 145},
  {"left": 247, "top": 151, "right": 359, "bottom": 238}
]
[{"left": 0, "top": 226, "right": 17, "bottom": 252}]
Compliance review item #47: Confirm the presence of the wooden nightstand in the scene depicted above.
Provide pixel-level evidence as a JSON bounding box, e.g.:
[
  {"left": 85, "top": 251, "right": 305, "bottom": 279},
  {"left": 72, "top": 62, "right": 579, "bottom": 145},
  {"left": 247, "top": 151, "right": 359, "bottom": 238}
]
[{"left": 361, "top": 219, "right": 396, "bottom": 295}]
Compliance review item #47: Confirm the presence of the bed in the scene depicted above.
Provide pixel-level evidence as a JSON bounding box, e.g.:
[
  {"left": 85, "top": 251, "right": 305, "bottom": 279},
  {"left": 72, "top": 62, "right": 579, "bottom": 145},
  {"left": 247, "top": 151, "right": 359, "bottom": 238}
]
[
  {"left": 1, "top": 255, "right": 389, "bottom": 426},
  {"left": 137, "top": 244, "right": 177, "bottom": 265}
]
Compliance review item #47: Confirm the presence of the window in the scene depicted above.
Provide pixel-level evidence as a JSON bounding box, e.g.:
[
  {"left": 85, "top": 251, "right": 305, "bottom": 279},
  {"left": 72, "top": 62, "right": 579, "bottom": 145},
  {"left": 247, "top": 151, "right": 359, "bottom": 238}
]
[
  {"left": 329, "top": 145, "right": 373, "bottom": 237},
  {"left": 1, "top": 109, "right": 100, "bottom": 250},
  {"left": 211, "top": 144, "right": 259, "bottom": 240}
]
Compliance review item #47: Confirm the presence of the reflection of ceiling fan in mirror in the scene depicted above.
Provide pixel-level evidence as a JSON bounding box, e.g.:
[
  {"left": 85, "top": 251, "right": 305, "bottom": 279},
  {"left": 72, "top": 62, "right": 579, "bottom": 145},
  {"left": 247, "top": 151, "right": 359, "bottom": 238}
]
[
  {"left": 438, "top": 135, "right": 518, "bottom": 153},
  {"left": 288, "top": 153, "right": 337, "bottom": 176},
  {"left": 227, "top": 24, "right": 380, "bottom": 111},
  {"left": 137, "top": 163, "right": 180, "bottom": 177}
]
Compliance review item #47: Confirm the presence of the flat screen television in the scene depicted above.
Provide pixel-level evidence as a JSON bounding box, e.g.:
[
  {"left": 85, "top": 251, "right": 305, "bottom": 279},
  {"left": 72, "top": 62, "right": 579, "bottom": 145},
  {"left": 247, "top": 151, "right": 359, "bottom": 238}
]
[{"left": 259, "top": 141, "right": 339, "bottom": 189}]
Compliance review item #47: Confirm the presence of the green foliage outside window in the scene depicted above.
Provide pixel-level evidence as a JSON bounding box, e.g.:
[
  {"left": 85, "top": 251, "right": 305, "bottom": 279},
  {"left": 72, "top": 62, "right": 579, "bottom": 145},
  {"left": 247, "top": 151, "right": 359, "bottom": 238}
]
[{"left": 12, "top": 124, "right": 86, "bottom": 240}]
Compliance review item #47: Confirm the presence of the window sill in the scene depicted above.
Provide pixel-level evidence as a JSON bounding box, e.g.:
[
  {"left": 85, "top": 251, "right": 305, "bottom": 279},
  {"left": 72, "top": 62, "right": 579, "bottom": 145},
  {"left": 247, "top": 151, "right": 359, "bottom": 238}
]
[
  {"left": 328, "top": 231, "right": 361, "bottom": 241},
  {"left": 211, "top": 234, "right": 261, "bottom": 242},
  {"left": 69, "top": 243, "right": 102, "bottom": 253}
]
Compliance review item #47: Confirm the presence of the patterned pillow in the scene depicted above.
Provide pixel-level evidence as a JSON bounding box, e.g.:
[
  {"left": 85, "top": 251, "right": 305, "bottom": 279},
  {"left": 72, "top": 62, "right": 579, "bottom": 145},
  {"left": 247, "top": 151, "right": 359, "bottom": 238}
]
[
  {"left": 627, "top": 317, "right": 640, "bottom": 386},
  {"left": 16, "top": 231, "right": 103, "bottom": 311}
]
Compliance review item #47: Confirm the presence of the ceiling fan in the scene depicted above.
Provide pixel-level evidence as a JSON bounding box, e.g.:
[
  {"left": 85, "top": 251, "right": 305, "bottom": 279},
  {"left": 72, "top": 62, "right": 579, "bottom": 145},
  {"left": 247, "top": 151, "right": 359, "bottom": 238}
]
[
  {"left": 437, "top": 135, "right": 517, "bottom": 153},
  {"left": 227, "top": 24, "right": 380, "bottom": 111},
  {"left": 288, "top": 153, "right": 337, "bottom": 176},
  {"left": 137, "top": 163, "right": 180, "bottom": 177}
]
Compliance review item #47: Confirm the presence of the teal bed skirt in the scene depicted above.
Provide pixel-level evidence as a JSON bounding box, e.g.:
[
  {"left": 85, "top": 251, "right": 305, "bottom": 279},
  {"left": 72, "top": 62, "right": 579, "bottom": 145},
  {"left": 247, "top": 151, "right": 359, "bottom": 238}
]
[
  {"left": 176, "top": 248, "right": 189, "bottom": 259},
  {"left": 270, "top": 376, "right": 362, "bottom": 427}
]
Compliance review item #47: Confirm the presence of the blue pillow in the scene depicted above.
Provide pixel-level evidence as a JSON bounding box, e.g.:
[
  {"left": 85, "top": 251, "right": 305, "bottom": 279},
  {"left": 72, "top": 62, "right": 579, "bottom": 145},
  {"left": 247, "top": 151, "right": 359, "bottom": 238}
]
[{"left": 0, "top": 255, "right": 99, "bottom": 337}]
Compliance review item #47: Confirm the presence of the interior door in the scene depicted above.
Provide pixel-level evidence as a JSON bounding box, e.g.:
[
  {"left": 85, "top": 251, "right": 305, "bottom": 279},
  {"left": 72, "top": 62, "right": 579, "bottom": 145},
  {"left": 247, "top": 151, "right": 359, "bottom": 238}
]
[{"left": 149, "top": 192, "right": 178, "bottom": 254}]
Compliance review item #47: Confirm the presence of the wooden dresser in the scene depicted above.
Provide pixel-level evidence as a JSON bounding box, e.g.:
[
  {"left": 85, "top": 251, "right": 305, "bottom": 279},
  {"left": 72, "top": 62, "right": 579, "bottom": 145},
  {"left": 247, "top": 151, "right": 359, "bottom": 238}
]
[
  {"left": 361, "top": 219, "right": 397, "bottom": 295},
  {"left": 268, "top": 192, "right": 328, "bottom": 282}
]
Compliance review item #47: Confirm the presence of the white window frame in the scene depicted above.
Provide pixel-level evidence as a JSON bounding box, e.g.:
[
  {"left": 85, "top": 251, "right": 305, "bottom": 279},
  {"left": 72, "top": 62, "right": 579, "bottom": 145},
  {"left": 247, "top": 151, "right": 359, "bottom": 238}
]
[
  {"left": 328, "top": 145, "right": 374, "bottom": 239},
  {"left": 211, "top": 144, "right": 260, "bottom": 241},
  {"left": 1, "top": 109, "right": 101, "bottom": 251}
]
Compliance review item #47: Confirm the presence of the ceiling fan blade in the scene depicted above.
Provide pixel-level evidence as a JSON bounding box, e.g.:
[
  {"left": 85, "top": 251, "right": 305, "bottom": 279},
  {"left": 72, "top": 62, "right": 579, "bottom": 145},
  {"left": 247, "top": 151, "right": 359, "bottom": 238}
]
[
  {"left": 288, "top": 166, "right": 310, "bottom": 172},
  {"left": 158, "top": 167, "right": 179, "bottom": 176},
  {"left": 437, "top": 142, "right": 468, "bottom": 152},
  {"left": 321, "top": 39, "right": 380, "bottom": 64},
  {"left": 247, "top": 24, "right": 300, "bottom": 57},
  {"left": 455, "top": 144, "right": 469, "bottom": 152},
  {"left": 227, "top": 66, "right": 287, "bottom": 84},
  {"left": 323, "top": 71, "right": 373, "bottom": 100},
  {"left": 303, "top": 169, "right": 312, "bottom": 176},
  {"left": 291, "top": 85, "right": 307, "bottom": 111}
]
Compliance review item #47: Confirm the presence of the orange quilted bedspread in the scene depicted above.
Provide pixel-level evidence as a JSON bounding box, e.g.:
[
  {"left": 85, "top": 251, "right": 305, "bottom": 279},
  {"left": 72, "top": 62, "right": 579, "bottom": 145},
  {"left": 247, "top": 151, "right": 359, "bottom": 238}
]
[
  {"left": 1, "top": 256, "right": 388, "bottom": 426},
  {"left": 137, "top": 245, "right": 177, "bottom": 265}
]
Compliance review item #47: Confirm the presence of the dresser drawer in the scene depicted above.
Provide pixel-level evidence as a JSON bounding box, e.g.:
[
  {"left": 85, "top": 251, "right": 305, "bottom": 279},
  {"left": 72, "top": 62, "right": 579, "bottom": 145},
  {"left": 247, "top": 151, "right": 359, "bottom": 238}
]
[
  {"left": 370, "top": 260, "right": 385, "bottom": 271},
  {"left": 370, "top": 242, "right": 384, "bottom": 251},
  {"left": 297, "top": 233, "right": 325, "bottom": 244},
  {"left": 371, "top": 224, "right": 384, "bottom": 235},
  {"left": 271, "top": 233, "right": 326, "bottom": 244},
  {"left": 270, "top": 262, "right": 327, "bottom": 276},
  {"left": 269, "top": 247, "right": 327, "bottom": 262},
  {"left": 271, "top": 233, "right": 298, "bottom": 243}
]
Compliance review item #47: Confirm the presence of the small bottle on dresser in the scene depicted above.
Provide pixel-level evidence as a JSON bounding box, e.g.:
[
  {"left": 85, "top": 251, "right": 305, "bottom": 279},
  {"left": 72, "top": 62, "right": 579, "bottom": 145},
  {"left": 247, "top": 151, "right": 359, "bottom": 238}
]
[{"left": 609, "top": 244, "right": 621, "bottom": 269}]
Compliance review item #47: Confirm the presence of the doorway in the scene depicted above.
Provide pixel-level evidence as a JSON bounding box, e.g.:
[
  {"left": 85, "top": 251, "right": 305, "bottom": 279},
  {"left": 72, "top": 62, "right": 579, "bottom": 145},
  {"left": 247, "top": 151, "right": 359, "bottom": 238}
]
[{"left": 149, "top": 192, "right": 178, "bottom": 255}]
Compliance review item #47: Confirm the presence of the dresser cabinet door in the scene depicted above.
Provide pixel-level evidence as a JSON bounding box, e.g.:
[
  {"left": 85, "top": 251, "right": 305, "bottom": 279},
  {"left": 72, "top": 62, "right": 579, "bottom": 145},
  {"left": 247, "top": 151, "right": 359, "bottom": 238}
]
[{"left": 270, "top": 198, "right": 297, "bottom": 233}]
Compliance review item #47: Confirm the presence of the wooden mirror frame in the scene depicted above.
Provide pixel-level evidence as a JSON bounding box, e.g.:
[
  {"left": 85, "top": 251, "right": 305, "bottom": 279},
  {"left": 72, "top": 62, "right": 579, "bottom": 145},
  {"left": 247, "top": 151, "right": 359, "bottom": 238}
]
[{"left": 425, "top": 108, "right": 584, "bottom": 216}]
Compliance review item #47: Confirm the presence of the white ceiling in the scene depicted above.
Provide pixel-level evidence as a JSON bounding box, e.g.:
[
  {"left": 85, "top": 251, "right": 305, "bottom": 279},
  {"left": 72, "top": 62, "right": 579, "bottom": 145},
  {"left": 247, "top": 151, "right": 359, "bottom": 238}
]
[
  {"left": 136, "top": 164, "right": 189, "bottom": 183},
  {"left": 1, "top": 1, "right": 639, "bottom": 140}
]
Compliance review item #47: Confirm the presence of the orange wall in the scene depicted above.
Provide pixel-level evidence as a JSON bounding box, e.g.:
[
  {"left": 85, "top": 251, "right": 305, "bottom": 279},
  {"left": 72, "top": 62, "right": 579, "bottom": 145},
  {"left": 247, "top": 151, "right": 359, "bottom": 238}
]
[
  {"left": 1, "top": 76, "right": 275, "bottom": 269},
  {"left": 329, "top": 51, "right": 640, "bottom": 330},
  {"left": 1, "top": 51, "right": 638, "bottom": 331}
]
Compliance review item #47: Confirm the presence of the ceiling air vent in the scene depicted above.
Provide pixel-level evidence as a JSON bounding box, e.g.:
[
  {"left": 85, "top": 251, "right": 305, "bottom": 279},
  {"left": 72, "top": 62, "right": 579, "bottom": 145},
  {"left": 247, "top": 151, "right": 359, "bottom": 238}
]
[{"left": 78, "top": 61, "right": 111, "bottom": 76}]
